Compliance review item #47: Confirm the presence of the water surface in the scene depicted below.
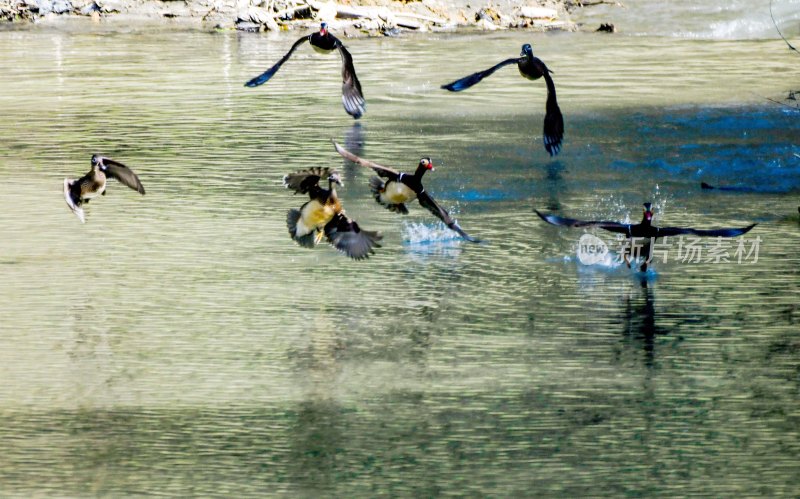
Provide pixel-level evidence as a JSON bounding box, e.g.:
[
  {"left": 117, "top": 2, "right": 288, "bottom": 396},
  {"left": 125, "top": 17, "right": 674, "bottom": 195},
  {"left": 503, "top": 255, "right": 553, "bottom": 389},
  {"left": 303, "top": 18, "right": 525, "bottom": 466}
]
[{"left": 1, "top": 14, "right": 799, "bottom": 497}]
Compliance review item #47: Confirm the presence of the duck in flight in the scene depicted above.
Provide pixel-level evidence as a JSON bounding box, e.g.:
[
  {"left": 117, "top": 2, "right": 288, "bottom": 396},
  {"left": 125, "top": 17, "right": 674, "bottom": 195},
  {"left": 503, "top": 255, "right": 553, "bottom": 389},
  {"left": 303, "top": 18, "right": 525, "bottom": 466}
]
[
  {"left": 63, "top": 155, "right": 145, "bottom": 223},
  {"left": 535, "top": 203, "right": 756, "bottom": 271},
  {"left": 332, "top": 141, "right": 480, "bottom": 243},
  {"left": 245, "top": 22, "right": 366, "bottom": 119},
  {"left": 441, "top": 43, "right": 564, "bottom": 156},
  {"left": 285, "top": 167, "right": 381, "bottom": 260}
]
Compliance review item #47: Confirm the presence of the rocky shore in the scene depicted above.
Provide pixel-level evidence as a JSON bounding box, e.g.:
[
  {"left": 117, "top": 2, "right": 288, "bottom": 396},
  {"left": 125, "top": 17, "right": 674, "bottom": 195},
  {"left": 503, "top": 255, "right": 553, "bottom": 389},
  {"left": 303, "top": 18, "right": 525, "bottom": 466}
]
[{"left": 0, "top": 0, "right": 608, "bottom": 35}]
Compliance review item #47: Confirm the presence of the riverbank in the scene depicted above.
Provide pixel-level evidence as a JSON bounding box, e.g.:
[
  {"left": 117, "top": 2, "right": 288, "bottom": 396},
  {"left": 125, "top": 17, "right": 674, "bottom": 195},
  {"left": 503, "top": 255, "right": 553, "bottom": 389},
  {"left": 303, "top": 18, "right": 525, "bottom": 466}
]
[{"left": 0, "top": 0, "right": 605, "bottom": 34}]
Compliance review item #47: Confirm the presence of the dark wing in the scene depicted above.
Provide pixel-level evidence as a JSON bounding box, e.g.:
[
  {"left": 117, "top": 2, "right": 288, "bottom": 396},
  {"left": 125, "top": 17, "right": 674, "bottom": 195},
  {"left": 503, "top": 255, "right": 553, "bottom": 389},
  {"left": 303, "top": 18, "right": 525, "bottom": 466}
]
[
  {"left": 99, "top": 157, "right": 145, "bottom": 194},
  {"left": 337, "top": 44, "right": 366, "bottom": 119},
  {"left": 283, "top": 167, "right": 334, "bottom": 194},
  {"left": 534, "top": 210, "right": 632, "bottom": 235},
  {"left": 332, "top": 140, "right": 400, "bottom": 180},
  {"left": 535, "top": 58, "right": 564, "bottom": 156},
  {"left": 244, "top": 35, "right": 310, "bottom": 87},
  {"left": 324, "top": 212, "right": 382, "bottom": 260},
  {"left": 657, "top": 223, "right": 757, "bottom": 238},
  {"left": 441, "top": 57, "right": 521, "bottom": 92},
  {"left": 417, "top": 190, "right": 480, "bottom": 243},
  {"left": 700, "top": 181, "right": 758, "bottom": 193}
]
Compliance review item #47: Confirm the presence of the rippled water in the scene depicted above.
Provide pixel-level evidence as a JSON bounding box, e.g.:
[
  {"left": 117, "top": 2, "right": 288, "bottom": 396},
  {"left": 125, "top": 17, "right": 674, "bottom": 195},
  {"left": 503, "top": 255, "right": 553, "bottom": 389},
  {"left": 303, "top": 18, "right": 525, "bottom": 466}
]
[
  {"left": 574, "top": 0, "right": 800, "bottom": 39},
  {"left": 1, "top": 14, "right": 799, "bottom": 497}
]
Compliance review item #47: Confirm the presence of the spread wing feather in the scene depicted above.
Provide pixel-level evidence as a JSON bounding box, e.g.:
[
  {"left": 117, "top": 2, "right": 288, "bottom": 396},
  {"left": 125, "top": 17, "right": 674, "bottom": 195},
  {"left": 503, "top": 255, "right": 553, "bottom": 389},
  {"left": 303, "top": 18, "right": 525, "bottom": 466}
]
[
  {"left": 332, "top": 141, "right": 400, "bottom": 179},
  {"left": 324, "top": 212, "right": 382, "bottom": 260},
  {"left": 537, "top": 59, "right": 564, "bottom": 157},
  {"left": 338, "top": 44, "right": 366, "bottom": 119},
  {"left": 417, "top": 191, "right": 480, "bottom": 242},
  {"left": 244, "top": 36, "right": 310, "bottom": 87},
  {"left": 441, "top": 57, "right": 521, "bottom": 92},
  {"left": 535, "top": 210, "right": 631, "bottom": 235},
  {"left": 100, "top": 158, "right": 145, "bottom": 194},
  {"left": 283, "top": 167, "right": 333, "bottom": 194},
  {"left": 657, "top": 224, "right": 757, "bottom": 238}
]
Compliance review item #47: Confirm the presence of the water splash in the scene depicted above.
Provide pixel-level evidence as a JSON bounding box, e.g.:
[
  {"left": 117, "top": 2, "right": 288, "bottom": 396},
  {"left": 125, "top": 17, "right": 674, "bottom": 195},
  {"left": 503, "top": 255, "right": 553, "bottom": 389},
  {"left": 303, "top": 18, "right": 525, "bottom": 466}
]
[
  {"left": 402, "top": 221, "right": 464, "bottom": 245},
  {"left": 651, "top": 185, "right": 673, "bottom": 225},
  {"left": 401, "top": 221, "right": 464, "bottom": 260},
  {"left": 563, "top": 251, "right": 625, "bottom": 272}
]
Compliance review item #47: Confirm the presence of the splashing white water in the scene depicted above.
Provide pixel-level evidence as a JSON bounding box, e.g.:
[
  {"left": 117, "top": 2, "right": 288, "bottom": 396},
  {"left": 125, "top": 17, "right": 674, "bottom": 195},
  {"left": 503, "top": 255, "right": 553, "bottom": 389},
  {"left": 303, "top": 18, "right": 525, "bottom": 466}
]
[
  {"left": 401, "top": 221, "right": 464, "bottom": 260},
  {"left": 402, "top": 221, "right": 463, "bottom": 245}
]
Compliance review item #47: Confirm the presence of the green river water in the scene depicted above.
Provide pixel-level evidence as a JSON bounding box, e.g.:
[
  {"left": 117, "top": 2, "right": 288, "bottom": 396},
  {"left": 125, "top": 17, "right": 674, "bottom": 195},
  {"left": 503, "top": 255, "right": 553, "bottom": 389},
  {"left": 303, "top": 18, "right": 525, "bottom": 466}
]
[{"left": 1, "top": 11, "right": 799, "bottom": 496}]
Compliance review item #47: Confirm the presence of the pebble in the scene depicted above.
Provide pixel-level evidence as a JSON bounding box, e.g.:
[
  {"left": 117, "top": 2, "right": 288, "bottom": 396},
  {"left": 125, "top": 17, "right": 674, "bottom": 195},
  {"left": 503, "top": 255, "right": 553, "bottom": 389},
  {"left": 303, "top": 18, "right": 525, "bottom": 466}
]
[
  {"left": 518, "top": 6, "right": 557, "bottom": 19},
  {"left": 2, "top": 0, "right": 580, "bottom": 34},
  {"left": 34, "top": 0, "right": 53, "bottom": 14},
  {"left": 235, "top": 20, "right": 260, "bottom": 31},
  {"left": 79, "top": 1, "right": 98, "bottom": 14},
  {"left": 52, "top": 0, "right": 71, "bottom": 13}
]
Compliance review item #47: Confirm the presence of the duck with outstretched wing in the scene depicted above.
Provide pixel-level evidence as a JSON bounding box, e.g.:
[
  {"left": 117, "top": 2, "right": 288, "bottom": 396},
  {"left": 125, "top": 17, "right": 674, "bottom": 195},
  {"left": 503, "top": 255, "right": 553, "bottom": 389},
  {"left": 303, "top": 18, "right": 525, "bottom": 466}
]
[
  {"left": 285, "top": 167, "right": 381, "bottom": 260},
  {"left": 245, "top": 23, "right": 365, "bottom": 119},
  {"left": 333, "top": 141, "right": 480, "bottom": 243},
  {"left": 535, "top": 203, "right": 756, "bottom": 271},
  {"left": 442, "top": 44, "right": 564, "bottom": 156},
  {"left": 63, "top": 155, "right": 145, "bottom": 223}
]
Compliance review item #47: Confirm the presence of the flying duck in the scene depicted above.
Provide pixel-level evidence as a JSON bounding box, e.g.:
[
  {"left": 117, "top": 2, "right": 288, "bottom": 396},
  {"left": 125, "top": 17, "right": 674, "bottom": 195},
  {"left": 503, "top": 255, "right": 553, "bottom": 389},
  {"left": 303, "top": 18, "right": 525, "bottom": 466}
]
[
  {"left": 441, "top": 43, "right": 564, "bottom": 156},
  {"left": 535, "top": 203, "right": 756, "bottom": 271},
  {"left": 63, "top": 155, "right": 145, "bottom": 223},
  {"left": 285, "top": 167, "right": 381, "bottom": 260},
  {"left": 333, "top": 141, "right": 480, "bottom": 243},
  {"left": 245, "top": 22, "right": 366, "bottom": 119}
]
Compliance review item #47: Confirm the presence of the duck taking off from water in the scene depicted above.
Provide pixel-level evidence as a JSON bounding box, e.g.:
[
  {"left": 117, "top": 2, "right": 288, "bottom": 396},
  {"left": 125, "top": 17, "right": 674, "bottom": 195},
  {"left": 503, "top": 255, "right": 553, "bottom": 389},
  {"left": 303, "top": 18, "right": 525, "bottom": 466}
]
[
  {"left": 333, "top": 141, "right": 480, "bottom": 243},
  {"left": 535, "top": 203, "right": 756, "bottom": 272},
  {"left": 245, "top": 23, "right": 366, "bottom": 119},
  {"left": 63, "top": 155, "right": 145, "bottom": 223},
  {"left": 441, "top": 44, "right": 564, "bottom": 156},
  {"left": 285, "top": 167, "right": 382, "bottom": 260}
]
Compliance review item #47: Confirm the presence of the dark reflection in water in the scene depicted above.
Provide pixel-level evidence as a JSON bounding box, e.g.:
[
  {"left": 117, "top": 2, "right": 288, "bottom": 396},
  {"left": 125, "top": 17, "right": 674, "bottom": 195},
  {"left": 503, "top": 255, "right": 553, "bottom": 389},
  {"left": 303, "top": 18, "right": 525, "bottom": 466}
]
[
  {"left": 288, "top": 399, "right": 348, "bottom": 494},
  {"left": 622, "top": 280, "right": 666, "bottom": 369},
  {"left": 543, "top": 160, "right": 566, "bottom": 211},
  {"left": 341, "top": 123, "right": 366, "bottom": 183}
]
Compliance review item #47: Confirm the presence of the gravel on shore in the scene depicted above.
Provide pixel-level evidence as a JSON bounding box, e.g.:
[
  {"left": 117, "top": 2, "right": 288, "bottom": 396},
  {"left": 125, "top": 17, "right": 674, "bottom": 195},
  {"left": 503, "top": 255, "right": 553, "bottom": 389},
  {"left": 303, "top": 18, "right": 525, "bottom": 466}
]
[{"left": 0, "top": 0, "right": 604, "bottom": 35}]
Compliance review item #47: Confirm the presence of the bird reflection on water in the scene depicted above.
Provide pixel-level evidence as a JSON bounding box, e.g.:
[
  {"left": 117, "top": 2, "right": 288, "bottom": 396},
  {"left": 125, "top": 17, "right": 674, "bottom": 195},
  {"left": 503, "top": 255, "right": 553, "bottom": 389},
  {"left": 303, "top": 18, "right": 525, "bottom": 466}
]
[
  {"left": 622, "top": 279, "right": 668, "bottom": 369},
  {"left": 543, "top": 161, "right": 566, "bottom": 211},
  {"left": 341, "top": 123, "right": 365, "bottom": 183}
]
